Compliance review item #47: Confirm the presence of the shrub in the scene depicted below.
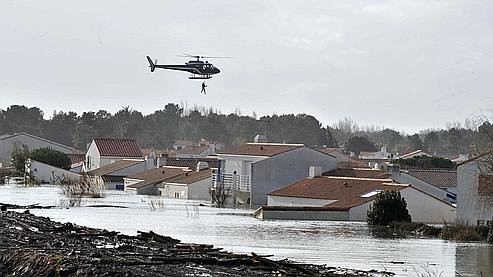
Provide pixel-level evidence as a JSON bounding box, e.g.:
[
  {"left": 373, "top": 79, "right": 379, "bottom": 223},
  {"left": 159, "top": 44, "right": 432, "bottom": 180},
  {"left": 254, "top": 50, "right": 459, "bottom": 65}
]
[
  {"left": 31, "top": 148, "right": 71, "bottom": 169},
  {"left": 441, "top": 222, "right": 486, "bottom": 241},
  {"left": 60, "top": 175, "right": 104, "bottom": 207},
  {"left": 367, "top": 191, "right": 411, "bottom": 226}
]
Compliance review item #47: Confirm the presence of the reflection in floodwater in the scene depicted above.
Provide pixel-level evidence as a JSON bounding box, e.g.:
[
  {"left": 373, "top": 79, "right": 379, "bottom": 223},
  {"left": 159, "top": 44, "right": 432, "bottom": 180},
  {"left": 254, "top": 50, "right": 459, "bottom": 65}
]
[
  {"left": 456, "top": 244, "right": 493, "bottom": 277},
  {"left": 0, "top": 185, "right": 492, "bottom": 276}
]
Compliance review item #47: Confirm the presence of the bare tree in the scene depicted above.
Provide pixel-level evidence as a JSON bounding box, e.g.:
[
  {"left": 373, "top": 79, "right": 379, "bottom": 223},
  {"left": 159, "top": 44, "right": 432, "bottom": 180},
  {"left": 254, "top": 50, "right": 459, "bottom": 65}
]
[{"left": 209, "top": 182, "right": 231, "bottom": 208}]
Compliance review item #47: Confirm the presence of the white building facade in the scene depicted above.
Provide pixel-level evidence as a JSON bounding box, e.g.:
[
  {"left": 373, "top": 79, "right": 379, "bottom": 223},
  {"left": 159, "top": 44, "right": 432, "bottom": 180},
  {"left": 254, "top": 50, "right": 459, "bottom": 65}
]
[{"left": 457, "top": 154, "right": 493, "bottom": 226}]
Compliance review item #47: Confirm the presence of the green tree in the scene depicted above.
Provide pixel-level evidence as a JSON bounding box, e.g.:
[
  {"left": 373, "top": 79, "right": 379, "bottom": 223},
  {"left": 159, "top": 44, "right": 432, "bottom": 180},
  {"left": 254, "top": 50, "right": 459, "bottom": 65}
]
[
  {"left": 367, "top": 191, "right": 411, "bottom": 225},
  {"left": 345, "top": 136, "right": 377, "bottom": 155},
  {"left": 395, "top": 156, "right": 456, "bottom": 169},
  {"left": 31, "top": 147, "right": 72, "bottom": 169}
]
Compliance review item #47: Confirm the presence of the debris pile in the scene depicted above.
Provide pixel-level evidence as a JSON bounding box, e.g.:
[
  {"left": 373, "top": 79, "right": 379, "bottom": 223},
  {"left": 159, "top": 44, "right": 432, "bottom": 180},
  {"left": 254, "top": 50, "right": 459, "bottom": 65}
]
[{"left": 0, "top": 211, "right": 394, "bottom": 276}]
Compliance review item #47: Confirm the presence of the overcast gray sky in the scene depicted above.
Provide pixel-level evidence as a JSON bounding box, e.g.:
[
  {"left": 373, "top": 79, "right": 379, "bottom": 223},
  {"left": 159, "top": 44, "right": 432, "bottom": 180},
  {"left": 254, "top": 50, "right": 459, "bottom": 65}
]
[{"left": 1, "top": 1, "right": 492, "bottom": 133}]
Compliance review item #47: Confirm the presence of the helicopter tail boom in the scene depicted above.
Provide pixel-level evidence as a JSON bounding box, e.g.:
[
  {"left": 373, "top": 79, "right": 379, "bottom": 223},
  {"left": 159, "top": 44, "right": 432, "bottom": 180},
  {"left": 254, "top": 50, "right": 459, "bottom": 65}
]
[{"left": 146, "top": 56, "right": 156, "bottom": 72}]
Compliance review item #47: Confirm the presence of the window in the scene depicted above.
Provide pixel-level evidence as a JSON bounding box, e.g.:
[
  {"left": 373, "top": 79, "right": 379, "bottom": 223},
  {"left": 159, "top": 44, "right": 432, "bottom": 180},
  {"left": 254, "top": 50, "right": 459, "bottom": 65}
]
[
  {"left": 478, "top": 174, "right": 493, "bottom": 196},
  {"left": 477, "top": 220, "right": 486, "bottom": 226},
  {"left": 174, "top": 192, "right": 180, "bottom": 198},
  {"left": 361, "top": 190, "right": 383, "bottom": 198},
  {"left": 87, "top": 156, "right": 91, "bottom": 169}
]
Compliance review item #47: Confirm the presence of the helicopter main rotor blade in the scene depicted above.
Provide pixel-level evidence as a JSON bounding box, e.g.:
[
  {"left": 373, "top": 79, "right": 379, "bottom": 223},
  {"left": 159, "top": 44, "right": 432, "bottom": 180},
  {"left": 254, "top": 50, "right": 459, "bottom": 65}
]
[{"left": 179, "top": 53, "right": 235, "bottom": 59}]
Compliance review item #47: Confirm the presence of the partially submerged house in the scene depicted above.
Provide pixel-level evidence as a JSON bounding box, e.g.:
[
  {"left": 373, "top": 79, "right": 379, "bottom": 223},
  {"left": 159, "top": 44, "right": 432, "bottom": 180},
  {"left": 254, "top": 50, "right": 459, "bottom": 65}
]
[
  {"left": 157, "top": 167, "right": 212, "bottom": 200},
  {"left": 124, "top": 166, "right": 188, "bottom": 195},
  {"left": 215, "top": 143, "right": 337, "bottom": 207},
  {"left": 0, "top": 132, "right": 78, "bottom": 166},
  {"left": 257, "top": 167, "right": 456, "bottom": 223},
  {"left": 85, "top": 138, "right": 143, "bottom": 171},
  {"left": 25, "top": 158, "right": 81, "bottom": 184},
  {"left": 391, "top": 168, "right": 457, "bottom": 203},
  {"left": 457, "top": 152, "right": 493, "bottom": 226},
  {"left": 87, "top": 159, "right": 147, "bottom": 190}
]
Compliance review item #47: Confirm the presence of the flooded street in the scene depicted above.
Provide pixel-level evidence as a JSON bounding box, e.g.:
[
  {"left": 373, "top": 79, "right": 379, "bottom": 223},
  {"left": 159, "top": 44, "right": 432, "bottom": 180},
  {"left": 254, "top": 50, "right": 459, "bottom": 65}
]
[{"left": 1, "top": 184, "right": 492, "bottom": 276}]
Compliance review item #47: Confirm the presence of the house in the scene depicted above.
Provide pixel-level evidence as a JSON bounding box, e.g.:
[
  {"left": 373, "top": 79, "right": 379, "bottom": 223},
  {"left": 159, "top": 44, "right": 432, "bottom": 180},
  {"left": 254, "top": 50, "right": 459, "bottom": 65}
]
[
  {"left": 259, "top": 168, "right": 456, "bottom": 223},
  {"left": 215, "top": 143, "right": 337, "bottom": 207},
  {"left": 359, "top": 147, "right": 393, "bottom": 160},
  {"left": 0, "top": 132, "right": 78, "bottom": 166},
  {"left": 25, "top": 159, "right": 81, "bottom": 185},
  {"left": 157, "top": 167, "right": 212, "bottom": 200},
  {"left": 124, "top": 166, "right": 189, "bottom": 195},
  {"left": 391, "top": 167, "right": 457, "bottom": 203},
  {"left": 85, "top": 138, "right": 143, "bottom": 171},
  {"left": 457, "top": 152, "right": 493, "bottom": 226},
  {"left": 162, "top": 156, "right": 219, "bottom": 169},
  {"left": 87, "top": 159, "right": 148, "bottom": 190},
  {"left": 173, "top": 139, "right": 211, "bottom": 150},
  {"left": 398, "top": 149, "right": 431, "bottom": 160},
  {"left": 315, "top": 147, "right": 365, "bottom": 167},
  {"left": 175, "top": 144, "right": 215, "bottom": 158}
]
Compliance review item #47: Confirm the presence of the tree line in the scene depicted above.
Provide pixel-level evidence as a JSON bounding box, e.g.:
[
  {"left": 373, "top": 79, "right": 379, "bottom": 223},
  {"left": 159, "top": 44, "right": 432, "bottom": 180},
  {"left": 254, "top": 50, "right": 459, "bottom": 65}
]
[{"left": 0, "top": 104, "right": 491, "bottom": 157}]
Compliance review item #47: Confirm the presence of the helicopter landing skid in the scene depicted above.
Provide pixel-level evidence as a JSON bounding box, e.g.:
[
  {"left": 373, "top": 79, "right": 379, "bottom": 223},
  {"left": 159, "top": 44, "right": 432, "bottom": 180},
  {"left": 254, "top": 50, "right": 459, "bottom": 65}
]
[{"left": 189, "top": 75, "right": 211, "bottom": 80}]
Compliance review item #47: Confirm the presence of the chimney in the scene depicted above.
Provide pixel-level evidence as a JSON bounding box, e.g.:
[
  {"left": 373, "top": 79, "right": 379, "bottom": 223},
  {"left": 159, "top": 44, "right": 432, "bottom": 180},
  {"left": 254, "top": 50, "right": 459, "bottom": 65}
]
[
  {"left": 196, "top": 161, "right": 209, "bottom": 171},
  {"left": 145, "top": 153, "right": 156, "bottom": 169},
  {"left": 308, "top": 166, "right": 322, "bottom": 179},
  {"left": 254, "top": 134, "right": 267, "bottom": 143}
]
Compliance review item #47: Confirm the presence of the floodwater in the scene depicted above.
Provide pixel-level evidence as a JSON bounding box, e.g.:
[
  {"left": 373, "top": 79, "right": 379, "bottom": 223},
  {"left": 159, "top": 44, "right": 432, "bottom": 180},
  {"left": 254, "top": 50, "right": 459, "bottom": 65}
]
[{"left": 1, "top": 184, "right": 492, "bottom": 277}]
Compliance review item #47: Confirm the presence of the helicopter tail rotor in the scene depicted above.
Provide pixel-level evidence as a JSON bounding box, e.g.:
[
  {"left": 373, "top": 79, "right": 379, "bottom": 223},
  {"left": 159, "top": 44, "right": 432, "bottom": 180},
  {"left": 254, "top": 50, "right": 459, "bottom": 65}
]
[{"left": 146, "top": 56, "right": 156, "bottom": 72}]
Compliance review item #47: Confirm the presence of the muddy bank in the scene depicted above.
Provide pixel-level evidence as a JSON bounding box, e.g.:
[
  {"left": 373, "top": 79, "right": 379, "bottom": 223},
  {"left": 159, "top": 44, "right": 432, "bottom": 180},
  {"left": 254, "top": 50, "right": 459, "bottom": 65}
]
[{"left": 0, "top": 210, "right": 393, "bottom": 276}]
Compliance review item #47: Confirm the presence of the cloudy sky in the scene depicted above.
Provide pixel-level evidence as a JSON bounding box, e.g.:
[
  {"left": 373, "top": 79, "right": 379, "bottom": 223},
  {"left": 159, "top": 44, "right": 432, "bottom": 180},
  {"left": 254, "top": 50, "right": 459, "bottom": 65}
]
[{"left": 1, "top": 1, "right": 492, "bottom": 133}]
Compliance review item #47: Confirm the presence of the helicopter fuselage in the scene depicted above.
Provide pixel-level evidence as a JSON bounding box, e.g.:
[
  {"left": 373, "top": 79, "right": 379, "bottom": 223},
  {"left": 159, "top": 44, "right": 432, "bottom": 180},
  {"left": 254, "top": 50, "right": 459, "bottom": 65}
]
[{"left": 148, "top": 57, "right": 220, "bottom": 79}]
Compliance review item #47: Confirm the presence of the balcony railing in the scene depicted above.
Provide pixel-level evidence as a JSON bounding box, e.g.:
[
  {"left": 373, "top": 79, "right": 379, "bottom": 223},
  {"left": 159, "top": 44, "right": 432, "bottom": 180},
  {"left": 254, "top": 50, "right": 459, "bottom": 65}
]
[{"left": 212, "top": 173, "right": 251, "bottom": 191}]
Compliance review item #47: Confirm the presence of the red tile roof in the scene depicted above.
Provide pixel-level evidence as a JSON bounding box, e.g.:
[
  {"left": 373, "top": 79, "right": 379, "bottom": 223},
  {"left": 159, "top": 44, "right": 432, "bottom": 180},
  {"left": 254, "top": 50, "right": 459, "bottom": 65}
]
[
  {"left": 175, "top": 145, "right": 209, "bottom": 156},
  {"left": 160, "top": 169, "right": 212, "bottom": 185},
  {"left": 93, "top": 138, "right": 142, "bottom": 157},
  {"left": 402, "top": 169, "right": 457, "bottom": 188},
  {"left": 164, "top": 157, "right": 219, "bottom": 169},
  {"left": 87, "top": 159, "right": 144, "bottom": 176},
  {"left": 457, "top": 151, "right": 493, "bottom": 166},
  {"left": 218, "top": 143, "right": 304, "bottom": 157},
  {"left": 68, "top": 153, "right": 86, "bottom": 165},
  {"left": 268, "top": 176, "right": 405, "bottom": 209}
]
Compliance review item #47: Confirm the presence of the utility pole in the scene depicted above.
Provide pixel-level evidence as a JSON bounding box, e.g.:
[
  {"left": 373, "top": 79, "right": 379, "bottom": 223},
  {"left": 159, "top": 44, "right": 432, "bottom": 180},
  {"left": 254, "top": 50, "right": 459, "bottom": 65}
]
[{"left": 232, "top": 170, "right": 237, "bottom": 209}]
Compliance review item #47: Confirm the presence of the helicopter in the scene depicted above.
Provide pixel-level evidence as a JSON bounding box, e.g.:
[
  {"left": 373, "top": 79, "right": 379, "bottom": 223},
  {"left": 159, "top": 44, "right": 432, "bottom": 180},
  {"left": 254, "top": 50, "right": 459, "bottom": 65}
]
[{"left": 146, "top": 54, "right": 232, "bottom": 79}]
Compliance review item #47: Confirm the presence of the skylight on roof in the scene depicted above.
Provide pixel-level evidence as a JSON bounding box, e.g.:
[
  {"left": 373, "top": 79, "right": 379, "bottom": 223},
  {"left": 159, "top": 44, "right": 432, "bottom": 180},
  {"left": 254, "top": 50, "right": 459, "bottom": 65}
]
[{"left": 361, "top": 190, "right": 383, "bottom": 198}]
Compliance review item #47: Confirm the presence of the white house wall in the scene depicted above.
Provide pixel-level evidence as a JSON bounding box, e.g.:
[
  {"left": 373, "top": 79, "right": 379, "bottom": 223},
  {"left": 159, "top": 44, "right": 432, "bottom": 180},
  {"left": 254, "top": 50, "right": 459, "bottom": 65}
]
[
  {"left": 187, "top": 177, "right": 212, "bottom": 200},
  {"left": 394, "top": 172, "right": 449, "bottom": 202},
  {"left": 107, "top": 162, "right": 146, "bottom": 177},
  {"left": 251, "top": 147, "right": 336, "bottom": 206},
  {"left": 349, "top": 202, "right": 372, "bottom": 221},
  {"left": 259, "top": 209, "right": 349, "bottom": 221},
  {"left": 217, "top": 154, "right": 266, "bottom": 176},
  {"left": 159, "top": 184, "right": 188, "bottom": 198},
  {"left": 0, "top": 134, "right": 74, "bottom": 166},
  {"left": 457, "top": 159, "right": 493, "bottom": 225},
  {"left": 26, "top": 159, "right": 81, "bottom": 184},
  {"left": 267, "top": 195, "right": 336, "bottom": 207},
  {"left": 85, "top": 142, "right": 101, "bottom": 170},
  {"left": 349, "top": 188, "right": 455, "bottom": 223},
  {"left": 401, "top": 187, "right": 456, "bottom": 223}
]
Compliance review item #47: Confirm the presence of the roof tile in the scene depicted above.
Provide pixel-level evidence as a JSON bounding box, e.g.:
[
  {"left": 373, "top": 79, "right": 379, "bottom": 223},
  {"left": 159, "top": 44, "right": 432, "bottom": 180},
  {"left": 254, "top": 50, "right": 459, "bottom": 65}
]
[{"left": 94, "top": 138, "right": 142, "bottom": 157}]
